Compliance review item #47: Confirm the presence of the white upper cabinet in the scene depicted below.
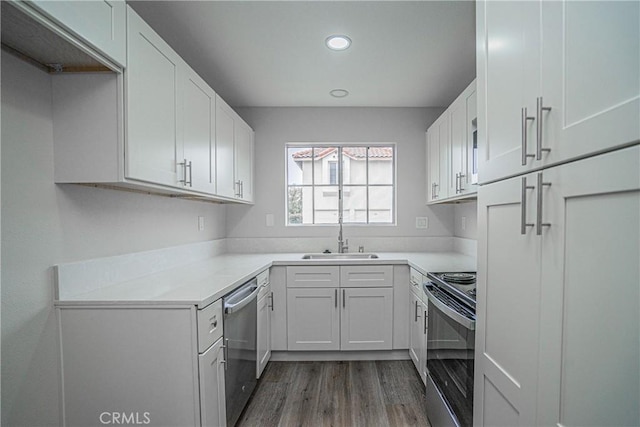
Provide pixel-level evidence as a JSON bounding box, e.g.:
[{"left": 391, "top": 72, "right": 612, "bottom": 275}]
[
  {"left": 215, "top": 96, "right": 236, "bottom": 199},
  {"left": 126, "top": 7, "right": 183, "bottom": 188},
  {"left": 449, "top": 81, "right": 477, "bottom": 197},
  {"left": 477, "top": 0, "right": 640, "bottom": 184},
  {"left": 540, "top": 1, "right": 640, "bottom": 167},
  {"left": 235, "top": 119, "right": 254, "bottom": 203},
  {"left": 27, "top": 0, "right": 126, "bottom": 67},
  {"left": 183, "top": 69, "right": 216, "bottom": 194},
  {"left": 215, "top": 95, "right": 255, "bottom": 203},
  {"left": 426, "top": 112, "right": 450, "bottom": 203},
  {"left": 426, "top": 126, "right": 440, "bottom": 203},
  {"left": 427, "top": 79, "right": 477, "bottom": 204}
]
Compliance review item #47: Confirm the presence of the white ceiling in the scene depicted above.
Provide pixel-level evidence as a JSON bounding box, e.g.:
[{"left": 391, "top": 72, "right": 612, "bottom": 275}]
[{"left": 128, "top": 1, "right": 476, "bottom": 108}]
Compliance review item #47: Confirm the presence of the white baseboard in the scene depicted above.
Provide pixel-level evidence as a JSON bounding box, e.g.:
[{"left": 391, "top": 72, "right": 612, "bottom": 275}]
[{"left": 269, "top": 349, "right": 411, "bottom": 362}]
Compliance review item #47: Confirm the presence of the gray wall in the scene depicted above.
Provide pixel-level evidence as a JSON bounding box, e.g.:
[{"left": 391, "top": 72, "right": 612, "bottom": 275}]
[
  {"left": 454, "top": 201, "right": 478, "bottom": 239},
  {"left": 228, "top": 107, "right": 454, "bottom": 240},
  {"left": 1, "top": 52, "right": 227, "bottom": 426}
]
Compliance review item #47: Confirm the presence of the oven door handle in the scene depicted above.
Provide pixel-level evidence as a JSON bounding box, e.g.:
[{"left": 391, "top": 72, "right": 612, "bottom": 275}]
[{"left": 424, "top": 285, "right": 475, "bottom": 331}]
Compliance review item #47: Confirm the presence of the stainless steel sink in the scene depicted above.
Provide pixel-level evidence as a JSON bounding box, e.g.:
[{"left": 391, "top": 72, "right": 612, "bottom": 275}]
[{"left": 301, "top": 253, "right": 379, "bottom": 260}]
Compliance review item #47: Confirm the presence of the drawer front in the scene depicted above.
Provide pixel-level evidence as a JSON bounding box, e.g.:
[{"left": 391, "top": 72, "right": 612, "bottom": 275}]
[
  {"left": 410, "top": 268, "right": 423, "bottom": 295},
  {"left": 286, "top": 266, "right": 340, "bottom": 288},
  {"left": 257, "top": 269, "right": 270, "bottom": 298},
  {"left": 198, "top": 299, "right": 223, "bottom": 353},
  {"left": 340, "top": 265, "right": 393, "bottom": 288}
]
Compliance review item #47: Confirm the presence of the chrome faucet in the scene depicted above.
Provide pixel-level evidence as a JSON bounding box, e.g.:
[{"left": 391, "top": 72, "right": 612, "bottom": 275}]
[{"left": 337, "top": 221, "right": 348, "bottom": 253}]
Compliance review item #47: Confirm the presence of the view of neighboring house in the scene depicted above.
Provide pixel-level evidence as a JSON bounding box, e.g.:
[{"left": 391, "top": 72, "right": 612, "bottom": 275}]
[{"left": 288, "top": 146, "right": 394, "bottom": 224}]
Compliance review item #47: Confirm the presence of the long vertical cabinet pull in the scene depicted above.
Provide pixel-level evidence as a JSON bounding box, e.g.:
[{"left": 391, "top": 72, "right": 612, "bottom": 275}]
[
  {"left": 536, "top": 97, "right": 552, "bottom": 160},
  {"left": 342, "top": 289, "right": 346, "bottom": 309},
  {"left": 423, "top": 310, "right": 427, "bottom": 334},
  {"left": 459, "top": 173, "right": 465, "bottom": 193},
  {"left": 335, "top": 289, "right": 338, "bottom": 308},
  {"left": 521, "top": 177, "right": 535, "bottom": 234},
  {"left": 415, "top": 300, "right": 419, "bottom": 321},
  {"left": 521, "top": 108, "right": 535, "bottom": 165},
  {"left": 179, "top": 159, "right": 191, "bottom": 186},
  {"left": 536, "top": 173, "right": 552, "bottom": 235},
  {"left": 222, "top": 338, "right": 229, "bottom": 370},
  {"left": 269, "top": 292, "right": 274, "bottom": 311}
]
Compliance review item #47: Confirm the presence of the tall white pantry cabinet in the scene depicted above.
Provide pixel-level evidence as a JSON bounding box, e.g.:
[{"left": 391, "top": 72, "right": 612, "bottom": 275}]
[{"left": 474, "top": 1, "right": 640, "bottom": 427}]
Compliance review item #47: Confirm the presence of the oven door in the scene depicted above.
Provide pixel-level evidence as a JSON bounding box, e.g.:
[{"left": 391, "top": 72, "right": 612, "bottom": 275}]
[{"left": 425, "top": 284, "right": 475, "bottom": 427}]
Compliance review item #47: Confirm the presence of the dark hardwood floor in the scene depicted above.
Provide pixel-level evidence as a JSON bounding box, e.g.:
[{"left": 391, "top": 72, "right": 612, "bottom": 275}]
[{"left": 236, "top": 360, "right": 431, "bottom": 427}]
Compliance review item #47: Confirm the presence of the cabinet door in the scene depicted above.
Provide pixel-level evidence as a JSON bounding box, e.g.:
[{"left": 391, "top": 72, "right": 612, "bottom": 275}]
[
  {"left": 183, "top": 69, "right": 216, "bottom": 194},
  {"left": 536, "top": 146, "right": 639, "bottom": 427},
  {"left": 215, "top": 95, "right": 236, "bottom": 198},
  {"left": 477, "top": 0, "right": 541, "bottom": 184},
  {"left": 126, "top": 8, "right": 182, "bottom": 187},
  {"left": 426, "top": 128, "right": 440, "bottom": 203},
  {"left": 199, "top": 337, "right": 226, "bottom": 427},
  {"left": 269, "top": 267, "right": 288, "bottom": 351},
  {"left": 436, "top": 113, "right": 450, "bottom": 200},
  {"left": 341, "top": 288, "right": 393, "bottom": 351},
  {"left": 449, "top": 92, "right": 466, "bottom": 196},
  {"left": 474, "top": 171, "right": 543, "bottom": 426},
  {"left": 462, "top": 86, "right": 477, "bottom": 194},
  {"left": 256, "top": 290, "right": 271, "bottom": 379},
  {"left": 540, "top": 1, "right": 640, "bottom": 167},
  {"left": 235, "top": 119, "right": 254, "bottom": 202},
  {"left": 287, "top": 288, "right": 339, "bottom": 351},
  {"left": 286, "top": 266, "right": 340, "bottom": 288},
  {"left": 30, "top": 0, "right": 126, "bottom": 67},
  {"left": 340, "top": 265, "right": 393, "bottom": 288},
  {"left": 408, "top": 289, "right": 423, "bottom": 377}
]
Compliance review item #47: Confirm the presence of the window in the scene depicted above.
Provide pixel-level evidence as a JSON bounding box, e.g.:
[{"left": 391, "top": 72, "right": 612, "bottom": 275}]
[{"left": 287, "top": 144, "right": 395, "bottom": 225}]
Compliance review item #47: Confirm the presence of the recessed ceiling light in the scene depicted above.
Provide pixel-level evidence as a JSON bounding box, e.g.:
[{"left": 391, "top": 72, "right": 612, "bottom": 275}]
[
  {"left": 330, "top": 89, "right": 349, "bottom": 98},
  {"left": 326, "top": 35, "right": 351, "bottom": 51}
]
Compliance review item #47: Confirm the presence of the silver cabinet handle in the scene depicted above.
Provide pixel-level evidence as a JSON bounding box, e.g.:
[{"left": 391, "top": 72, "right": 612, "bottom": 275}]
[
  {"left": 455, "top": 173, "right": 460, "bottom": 194},
  {"left": 342, "top": 289, "right": 346, "bottom": 309},
  {"left": 521, "top": 108, "right": 535, "bottom": 165},
  {"left": 414, "top": 300, "right": 419, "bottom": 322},
  {"left": 223, "top": 339, "right": 229, "bottom": 370},
  {"left": 335, "top": 289, "right": 338, "bottom": 308},
  {"left": 433, "top": 183, "right": 439, "bottom": 199},
  {"left": 459, "top": 173, "right": 465, "bottom": 192},
  {"left": 187, "top": 161, "right": 192, "bottom": 187},
  {"left": 179, "top": 159, "right": 192, "bottom": 186},
  {"left": 536, "top": 172, "right": 552, "bottom": 235},
  {"left": 536, "top": 97, "right": 552, "bottom": 160},
  {"left": 431, "top": 182, "right": 435, "bottom": 199},
  {"left": 269, "top": 291, "right": 274, "bottom": 311},
  {"left": 424, "top": 310, "right": 427, "bottom": 335},
  {"left": 521, "top": 177, "right": 535, "bottom": 235},
  {"left": 235, "top": 180, "right": 241, "bottom": 197}
]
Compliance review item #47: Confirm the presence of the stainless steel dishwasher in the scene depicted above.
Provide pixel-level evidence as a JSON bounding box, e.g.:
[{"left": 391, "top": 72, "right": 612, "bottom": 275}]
[{"left": 223, "top": 278, "right": 258, "bottom": 427}]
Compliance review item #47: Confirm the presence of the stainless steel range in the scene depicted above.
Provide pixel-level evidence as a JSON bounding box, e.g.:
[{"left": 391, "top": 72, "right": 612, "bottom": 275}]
[{"left": 424, "top": 272, "right": 476, "bottom": 427}]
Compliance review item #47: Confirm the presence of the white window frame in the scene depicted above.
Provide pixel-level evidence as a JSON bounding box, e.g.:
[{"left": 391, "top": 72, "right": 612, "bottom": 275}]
[{"left": 286, "top": 143, "right": 397, "bottom": 226}]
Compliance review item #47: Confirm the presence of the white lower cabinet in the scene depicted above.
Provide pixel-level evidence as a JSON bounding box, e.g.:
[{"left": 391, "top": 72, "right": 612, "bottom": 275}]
[
  {"left": 256, "top": 270, "right": 272, "bottom": 378},
  {"left": 286, "top": 266, "right": 394, "bottom": 352},
  {"left": 287, "top": 287, "right": 340, "bottom": 351},
  {"left": 340, "top": 287, "right": 393, "bottom": 351},
  {"left": 58, "top": 302, "right": 228, "bottom": 426},
  {"left": 408, "top": 268, "right": 428, "bottom": 385},
  {"left": 199, "top": 337, "right": 226, "bottom": 427},
  {"left": 474, "top": 145, "right": 640, "bottom": 426},
  {"left": 269, "top": 267, "right": 288, "bottom": 351}
]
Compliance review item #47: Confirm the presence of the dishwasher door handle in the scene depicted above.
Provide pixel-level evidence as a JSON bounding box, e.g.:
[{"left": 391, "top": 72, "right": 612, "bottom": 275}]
[{"left": 224, "top": 286, "right": 259, "bottom": 313}]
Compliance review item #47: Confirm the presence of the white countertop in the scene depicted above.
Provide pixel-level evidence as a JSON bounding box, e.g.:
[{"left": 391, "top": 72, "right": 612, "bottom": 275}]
[{"left": 55, "top": 251, "right": 476, "bottom": 309}]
